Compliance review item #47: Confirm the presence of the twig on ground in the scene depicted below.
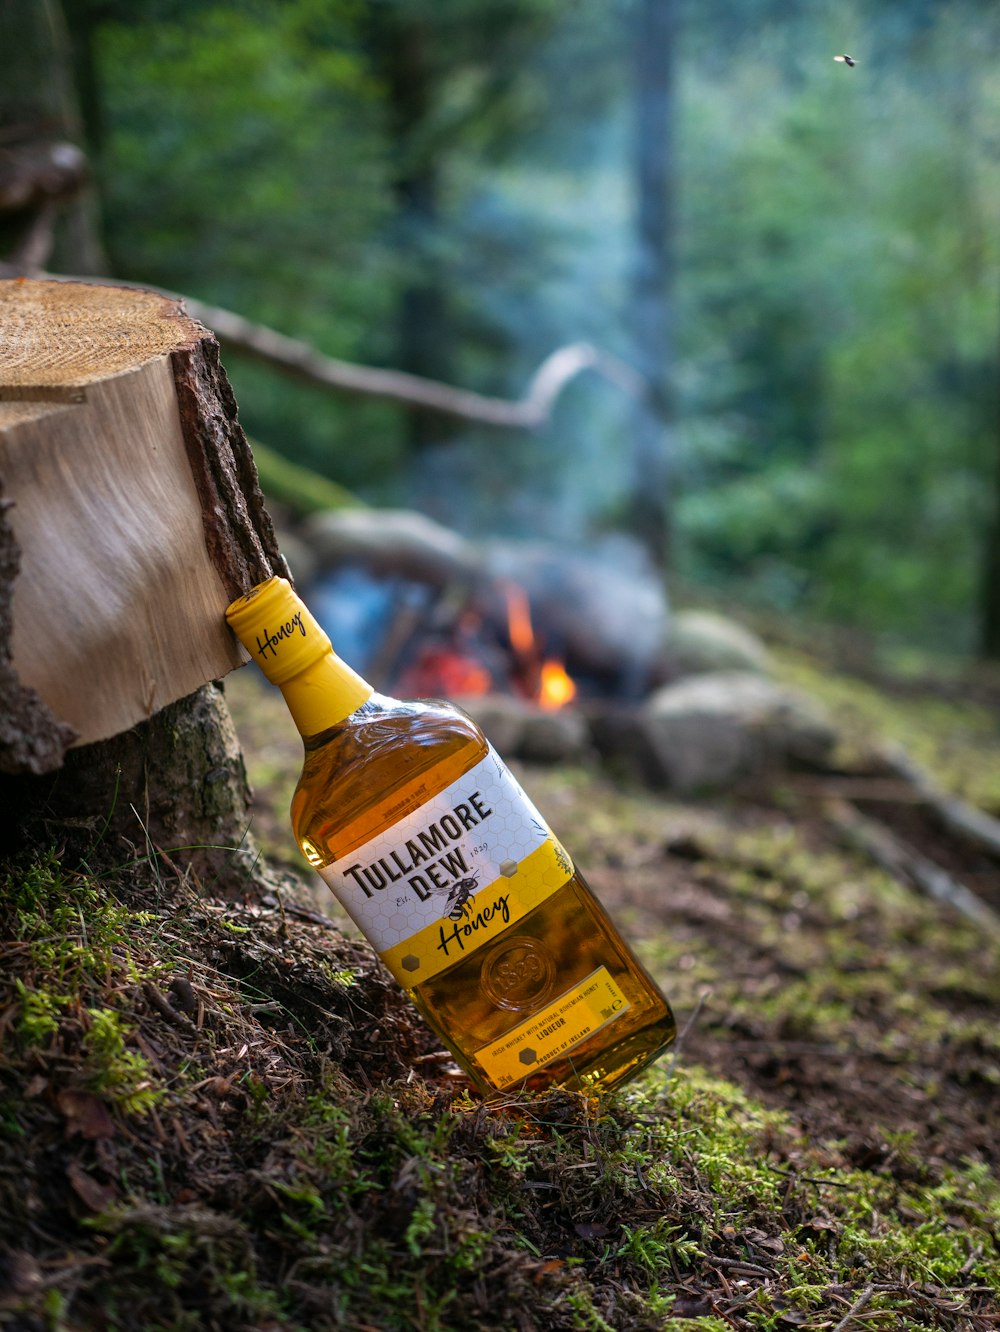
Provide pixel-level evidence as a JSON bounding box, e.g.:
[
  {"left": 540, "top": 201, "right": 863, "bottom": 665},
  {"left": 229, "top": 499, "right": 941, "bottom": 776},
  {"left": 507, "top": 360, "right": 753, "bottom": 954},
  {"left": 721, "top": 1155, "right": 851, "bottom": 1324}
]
[
  {"left": 831, "top": 1283, "right": 875, "bottom": 1331},
  {"left": 878, "top": 742, "right": 1000, "bottom": 861},
  {"left": 824, "top": 796, "right": 1000, "bottom": 937}
]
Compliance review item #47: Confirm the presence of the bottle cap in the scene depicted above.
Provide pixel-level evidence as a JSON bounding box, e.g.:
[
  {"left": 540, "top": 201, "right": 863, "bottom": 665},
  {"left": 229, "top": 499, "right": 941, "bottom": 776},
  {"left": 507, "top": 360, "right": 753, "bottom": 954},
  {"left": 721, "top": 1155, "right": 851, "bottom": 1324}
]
[{"left": 225, "top": 576, "right": 333, "bottom": 685}]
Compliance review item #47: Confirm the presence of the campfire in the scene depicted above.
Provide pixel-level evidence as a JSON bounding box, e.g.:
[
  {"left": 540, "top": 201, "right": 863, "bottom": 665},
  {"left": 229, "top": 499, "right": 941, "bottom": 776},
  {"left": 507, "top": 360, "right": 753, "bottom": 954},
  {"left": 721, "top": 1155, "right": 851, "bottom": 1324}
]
[
  {"left": 301, "top": 508, "right": 669, "bottom": 716},
  {"left": 296, "top": 507, "right": 838, "bottom": 787},
  {"left": 496, "top": 580, "right": 578, "bottom": 710},
  {"left": 390, "top": 580, "right": 578, "bottom": 710}
]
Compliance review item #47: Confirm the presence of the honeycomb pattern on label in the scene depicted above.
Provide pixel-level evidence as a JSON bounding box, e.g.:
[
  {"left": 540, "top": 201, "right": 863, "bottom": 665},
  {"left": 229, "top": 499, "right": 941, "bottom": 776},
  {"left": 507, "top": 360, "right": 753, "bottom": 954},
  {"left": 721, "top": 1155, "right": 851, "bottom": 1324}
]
[{"left": 318, "top": 748, "right": 554, "bottom": 954}]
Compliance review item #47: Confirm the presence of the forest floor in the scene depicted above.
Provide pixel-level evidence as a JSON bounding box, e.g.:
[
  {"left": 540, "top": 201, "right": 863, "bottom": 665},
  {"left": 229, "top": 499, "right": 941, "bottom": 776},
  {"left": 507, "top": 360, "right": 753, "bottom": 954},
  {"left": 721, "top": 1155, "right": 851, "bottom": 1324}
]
[{"left": 1, "top": 635, "right": 999, "bottom": 1331}]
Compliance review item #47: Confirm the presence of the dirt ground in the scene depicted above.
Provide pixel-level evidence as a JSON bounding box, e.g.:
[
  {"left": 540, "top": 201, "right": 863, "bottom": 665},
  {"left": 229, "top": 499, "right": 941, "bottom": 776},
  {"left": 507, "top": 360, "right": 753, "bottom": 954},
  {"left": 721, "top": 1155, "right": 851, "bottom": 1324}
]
[
  {"left": 225, "top": 663, "right": 1000, "bottom": 1187},
  {"left": 1, "top": 657, "right": 997, "bottom": 1331}
]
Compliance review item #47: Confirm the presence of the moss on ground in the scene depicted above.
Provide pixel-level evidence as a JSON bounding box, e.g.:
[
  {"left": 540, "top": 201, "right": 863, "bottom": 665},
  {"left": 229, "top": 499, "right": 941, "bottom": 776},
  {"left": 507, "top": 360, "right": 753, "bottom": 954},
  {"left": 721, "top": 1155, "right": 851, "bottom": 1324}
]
[
  {"left": 775, "top": 647, "right": 1000, "bottom": 811},
  {"left": 2, "top": 653, "right": 999, "bottom": 1330}
]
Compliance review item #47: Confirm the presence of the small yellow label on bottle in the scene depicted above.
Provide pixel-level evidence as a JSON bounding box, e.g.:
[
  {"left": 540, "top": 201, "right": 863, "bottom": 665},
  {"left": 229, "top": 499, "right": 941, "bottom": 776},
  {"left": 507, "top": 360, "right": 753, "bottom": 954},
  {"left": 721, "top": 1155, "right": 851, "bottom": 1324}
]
[
  {"left": 225, "top": 577, "right": 372, "bottom": 731},
  {"left": 474, "top": 966, "right": 631, "bottom": 1089}
]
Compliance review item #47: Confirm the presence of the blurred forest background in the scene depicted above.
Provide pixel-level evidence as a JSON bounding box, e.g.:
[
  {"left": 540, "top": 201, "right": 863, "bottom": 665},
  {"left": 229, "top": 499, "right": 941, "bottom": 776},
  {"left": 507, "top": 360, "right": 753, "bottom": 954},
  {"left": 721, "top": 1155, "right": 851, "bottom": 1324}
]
[{"left": 7, "top": 0, "right": 1000, "bottom": 659}]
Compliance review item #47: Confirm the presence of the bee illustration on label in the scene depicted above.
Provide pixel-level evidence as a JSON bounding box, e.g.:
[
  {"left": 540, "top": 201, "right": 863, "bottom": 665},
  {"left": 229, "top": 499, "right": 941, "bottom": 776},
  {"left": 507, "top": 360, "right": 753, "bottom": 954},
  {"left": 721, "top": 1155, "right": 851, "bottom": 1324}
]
[{"left": 440, "top": 873, "right": 479, "bottom": 920}]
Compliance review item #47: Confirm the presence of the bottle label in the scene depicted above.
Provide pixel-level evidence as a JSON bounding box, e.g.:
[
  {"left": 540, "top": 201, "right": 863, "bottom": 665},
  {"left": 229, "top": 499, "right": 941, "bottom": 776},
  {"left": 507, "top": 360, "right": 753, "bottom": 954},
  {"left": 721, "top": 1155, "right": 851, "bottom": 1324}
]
[
  {"left": 474, "top": 967, "right": 631, "bottom": 1089},
  {"left": 317, "top": 747, "right": 574, "bottom": 985}
]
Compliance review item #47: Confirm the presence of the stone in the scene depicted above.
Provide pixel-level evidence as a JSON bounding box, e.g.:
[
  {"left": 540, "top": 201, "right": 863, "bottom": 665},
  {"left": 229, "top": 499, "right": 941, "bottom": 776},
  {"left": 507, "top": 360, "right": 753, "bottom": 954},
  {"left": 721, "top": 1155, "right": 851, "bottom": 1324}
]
[
  {"left": 660, "top": 609, "right": 772, "bottom": 679},
  {"left": 598, "top": 671, "right": 837, "bottom": 794},
  {"left": 454, "top": 693, "right": 590, "bottom": 765},
  {"left": 646, "top": 671, "right": 837, "bottom": 790},
  {"left": 516, "top": 705, "right": 590, "bottom": 765}
]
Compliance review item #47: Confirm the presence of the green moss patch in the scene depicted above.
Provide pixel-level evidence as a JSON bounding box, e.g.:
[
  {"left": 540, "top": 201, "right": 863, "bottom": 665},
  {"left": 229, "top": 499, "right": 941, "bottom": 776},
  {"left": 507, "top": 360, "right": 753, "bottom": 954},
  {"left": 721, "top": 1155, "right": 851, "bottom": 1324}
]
[
  {"left": 3, "top": 646, "right": 1000, "bottom": 1329},
  {"left": 1, "top": 830, "right": 998, "bottom": 1330}
]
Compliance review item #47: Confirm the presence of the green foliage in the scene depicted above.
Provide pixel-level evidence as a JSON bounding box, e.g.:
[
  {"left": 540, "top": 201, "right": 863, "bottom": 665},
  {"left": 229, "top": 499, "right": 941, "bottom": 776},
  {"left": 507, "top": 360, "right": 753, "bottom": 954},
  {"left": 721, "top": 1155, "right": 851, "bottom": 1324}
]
[
  {"left": 83, "top": 1007, "right": 164, "bottom": 1114},
  {"left": 673, "top": 7, "right": 1000, "bottom": 647},
  {"left": 14, "top": 980, "right": 65, "bottom": 1047},
  {"left": 89, "top": 1204, "right": 286, "bottom": 1330},
  {"left": 90, "top": 0, "right": 405, "bottom": 491},
  {"left": 67, "top": 0, "right": 1000, "bottom": 648},
  {"left": 97, "top": 2, "right": 388, "bottom": 309},
  {"left": 9, "top": 851, "right": 159, "bottom": 988}
]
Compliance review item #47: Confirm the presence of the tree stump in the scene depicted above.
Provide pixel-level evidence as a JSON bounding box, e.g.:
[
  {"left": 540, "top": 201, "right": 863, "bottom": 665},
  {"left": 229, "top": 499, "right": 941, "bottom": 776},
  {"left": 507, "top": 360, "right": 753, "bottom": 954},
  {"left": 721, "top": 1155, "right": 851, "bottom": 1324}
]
[{"left": 0, "top": 278, "right": 287, "bottom": 880}]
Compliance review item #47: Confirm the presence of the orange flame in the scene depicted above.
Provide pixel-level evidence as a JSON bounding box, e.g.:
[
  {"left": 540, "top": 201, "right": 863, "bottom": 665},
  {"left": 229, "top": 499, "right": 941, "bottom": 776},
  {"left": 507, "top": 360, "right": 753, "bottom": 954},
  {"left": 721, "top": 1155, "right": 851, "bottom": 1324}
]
[
  {"left": 501, "top": 580, "right": 577, "bottom": 710},
  {"left": 538, "top": 658, "right": 577, "bottom": 711},
  {"left": 504, "top": 582, "right": 535, "bottom": 657}
]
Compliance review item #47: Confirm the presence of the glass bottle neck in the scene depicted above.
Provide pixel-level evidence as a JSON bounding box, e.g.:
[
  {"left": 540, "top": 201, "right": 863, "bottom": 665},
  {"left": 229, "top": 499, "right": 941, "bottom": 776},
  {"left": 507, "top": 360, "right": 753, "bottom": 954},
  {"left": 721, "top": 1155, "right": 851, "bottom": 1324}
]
[{"left": 278, "top": 650, "right": 373, "bottom": 738}]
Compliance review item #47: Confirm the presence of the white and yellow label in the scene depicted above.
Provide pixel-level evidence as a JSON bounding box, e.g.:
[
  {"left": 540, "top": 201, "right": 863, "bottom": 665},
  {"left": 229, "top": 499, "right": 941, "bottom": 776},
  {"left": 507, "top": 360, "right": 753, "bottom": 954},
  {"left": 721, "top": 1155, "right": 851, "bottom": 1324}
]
[
  {"left": 474, "top": 967, "right": 631, "bottom": 1089},
  {"left": 318, "top": 747, "right": 573, "bottom": 985}
]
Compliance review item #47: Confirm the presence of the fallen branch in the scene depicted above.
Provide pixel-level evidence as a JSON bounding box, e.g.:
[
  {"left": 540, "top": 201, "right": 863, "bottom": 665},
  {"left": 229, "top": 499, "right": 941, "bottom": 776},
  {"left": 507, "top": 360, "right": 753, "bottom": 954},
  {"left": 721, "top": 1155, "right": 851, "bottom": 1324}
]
[
  {"left": 792, "top": 741, "right": 1000, "bottom": 865},
  {"left": 878, "top": 742, "right": 1000, "bottom": 862},
  {"left": 824, "top": 796, "right": 1000, "bottom": 937},
  {"left": 188, "top": 301, "right": 647, "bottom": 428},
  {"left": 0, "top": 261, "right": 647, "bottom": 429}
]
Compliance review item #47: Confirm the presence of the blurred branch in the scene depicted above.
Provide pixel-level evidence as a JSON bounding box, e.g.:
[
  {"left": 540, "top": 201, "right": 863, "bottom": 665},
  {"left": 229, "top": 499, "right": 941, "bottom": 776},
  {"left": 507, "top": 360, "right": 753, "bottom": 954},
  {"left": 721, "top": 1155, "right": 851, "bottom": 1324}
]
[
  {"left": 824, "top": 795, "right": 1000, "bottom": 938},
  {"left": 877, "top": 742, "right": 1000, "bottom": 861},
  {"left": 0, "top": 262, "right": 647, "bottom": 429},
  {"left": 181, "top": 297, "right": 647, "bottom": 428}
]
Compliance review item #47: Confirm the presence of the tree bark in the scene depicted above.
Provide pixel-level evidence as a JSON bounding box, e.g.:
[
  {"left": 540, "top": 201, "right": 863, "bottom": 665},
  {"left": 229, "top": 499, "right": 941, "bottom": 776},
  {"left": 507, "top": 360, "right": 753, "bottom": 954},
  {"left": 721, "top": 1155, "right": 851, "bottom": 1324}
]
[{"left": 0, "top": 682, "right": 256, "bottom": 889}]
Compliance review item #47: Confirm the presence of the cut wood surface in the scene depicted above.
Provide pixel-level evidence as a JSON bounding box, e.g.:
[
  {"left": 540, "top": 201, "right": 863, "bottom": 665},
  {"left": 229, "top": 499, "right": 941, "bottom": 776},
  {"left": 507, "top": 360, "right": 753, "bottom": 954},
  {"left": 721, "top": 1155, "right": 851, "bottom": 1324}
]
[{"left": 0, "top": 278, "right": 284, "bottom": 770}]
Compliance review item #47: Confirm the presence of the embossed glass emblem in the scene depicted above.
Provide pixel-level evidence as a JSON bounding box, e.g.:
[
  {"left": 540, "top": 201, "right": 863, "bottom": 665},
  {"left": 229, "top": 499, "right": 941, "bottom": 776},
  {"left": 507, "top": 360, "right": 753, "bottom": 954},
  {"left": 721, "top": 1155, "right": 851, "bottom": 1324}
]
[{"left": 481, "top": 936, "right": 555, "bottom": 1011}]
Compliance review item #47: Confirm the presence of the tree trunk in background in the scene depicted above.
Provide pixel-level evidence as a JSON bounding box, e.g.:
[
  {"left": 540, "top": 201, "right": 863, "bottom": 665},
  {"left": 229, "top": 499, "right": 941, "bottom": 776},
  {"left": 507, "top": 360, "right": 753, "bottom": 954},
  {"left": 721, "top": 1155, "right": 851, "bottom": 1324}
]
[
  {"left": 628, "top": 0, "right": 676, "bottom": 571},
  {"left": 981, "top": 330, "right": 1000, "bottom": 659},
  {"left": 0, "top": 0, "right": 107, "bottom": 274},
  {"left": 368, "top": 11, "right": 454, "bottom": 450}
]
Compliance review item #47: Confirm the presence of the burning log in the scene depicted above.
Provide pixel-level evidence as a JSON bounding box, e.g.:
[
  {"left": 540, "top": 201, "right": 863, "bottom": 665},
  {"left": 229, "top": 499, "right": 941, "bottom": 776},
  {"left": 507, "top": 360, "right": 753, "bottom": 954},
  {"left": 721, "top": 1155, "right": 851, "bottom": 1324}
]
[
  {"left": 302, "top": 509, "right": 671, "bottom": 704},
  {"left": 480, "top": 540, "right": 669, "bottom": 700},
  {"left": 498, "top": 579, "right": 577, "bottom": 710},
  {"left": 304, "top": 508, "right": 480, "bottom": 590}
]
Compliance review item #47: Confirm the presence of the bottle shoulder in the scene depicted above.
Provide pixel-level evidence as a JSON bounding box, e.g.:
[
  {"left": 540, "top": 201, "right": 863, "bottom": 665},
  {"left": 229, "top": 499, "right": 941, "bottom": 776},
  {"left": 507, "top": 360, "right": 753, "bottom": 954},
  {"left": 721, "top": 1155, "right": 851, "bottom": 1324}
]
[{"left": 291, "top": 694, "right": 490, "bottom": 865}]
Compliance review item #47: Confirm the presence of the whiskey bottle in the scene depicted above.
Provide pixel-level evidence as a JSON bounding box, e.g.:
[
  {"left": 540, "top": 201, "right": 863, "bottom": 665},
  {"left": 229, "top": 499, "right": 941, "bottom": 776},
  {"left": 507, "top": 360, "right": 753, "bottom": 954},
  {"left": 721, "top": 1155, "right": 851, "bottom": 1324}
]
[{"left": 225, "top": 576, "right": 675, "bottom": 1094}]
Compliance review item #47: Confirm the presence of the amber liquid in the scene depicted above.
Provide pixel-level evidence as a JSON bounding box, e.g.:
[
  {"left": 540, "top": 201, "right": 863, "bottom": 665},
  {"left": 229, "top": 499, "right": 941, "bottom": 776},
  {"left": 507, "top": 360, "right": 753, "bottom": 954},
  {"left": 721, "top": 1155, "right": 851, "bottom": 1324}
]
[{"left": 291, "top": 693, "right": 676, "bottom": 1095}]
